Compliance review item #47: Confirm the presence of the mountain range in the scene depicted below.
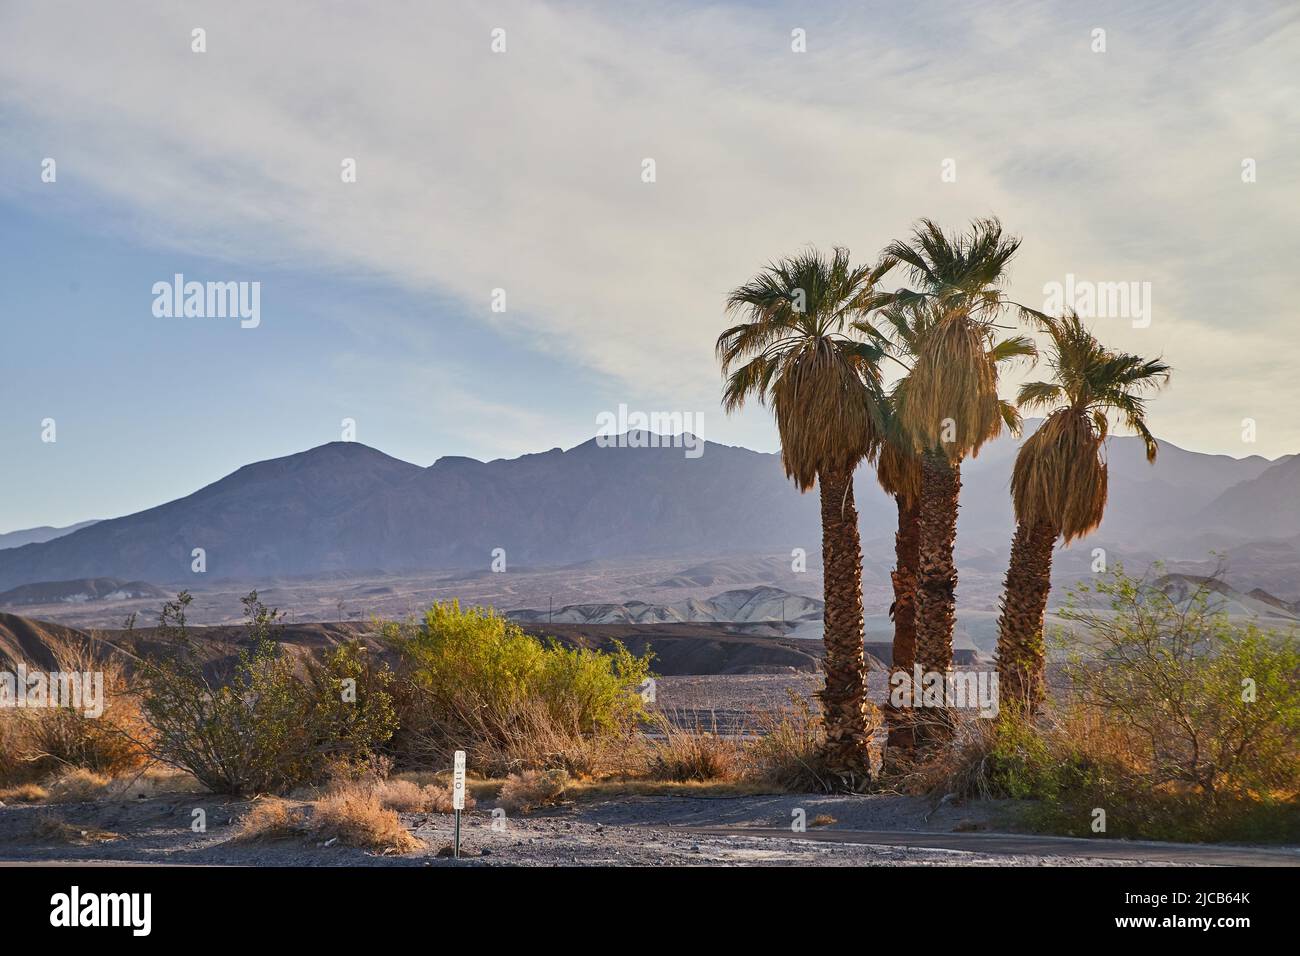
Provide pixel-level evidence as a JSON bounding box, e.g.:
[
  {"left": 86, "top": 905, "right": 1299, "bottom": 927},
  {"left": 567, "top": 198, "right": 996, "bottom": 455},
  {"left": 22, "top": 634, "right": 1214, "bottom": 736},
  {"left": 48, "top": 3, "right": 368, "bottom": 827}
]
[
  {"left": 0, "top": 520, "right": 100, "bottom": 550},
  {"left": 0, "top": 426, "right": 1296, "bottom": 598}
]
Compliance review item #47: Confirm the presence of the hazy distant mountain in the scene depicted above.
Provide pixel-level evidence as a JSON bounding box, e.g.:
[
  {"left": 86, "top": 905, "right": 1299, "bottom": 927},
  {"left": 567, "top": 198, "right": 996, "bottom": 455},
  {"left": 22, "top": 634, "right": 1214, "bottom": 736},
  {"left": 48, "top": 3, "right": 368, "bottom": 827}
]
[
  {"left": 0, "top": 429, "right": 1290, "bottom": 592},
  {"left": 331, "top": 434, "right": 821, "bottom": 570},
  {"left": 0, "top": 577, "right": 168, "bottom": 607},
  {"left": 1196, "top": 455, "right": 1300, "bottom": 541},
  {"left": 1165, "top": 541, "right": 1300, "bottom": 604},
  {"left": 0, "top": 520, "right": 100, "bottom": 550},
  {"left": 1152, "top": 573, "right": 1299, "bottom": 621},
  {"left": 508, "top": 585, "right": 823, "bottom": 626},
  {"left": 0, "top": 443, "right": 422, "bottom": 589},
  {"left": 957, "top": 422, "right": 1282, "bottom": 551}
]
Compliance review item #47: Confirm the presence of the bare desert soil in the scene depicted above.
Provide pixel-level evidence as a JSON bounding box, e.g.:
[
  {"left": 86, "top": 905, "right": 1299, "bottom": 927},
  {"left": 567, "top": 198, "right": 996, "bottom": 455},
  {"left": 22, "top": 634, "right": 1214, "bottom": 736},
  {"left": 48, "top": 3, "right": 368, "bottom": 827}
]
[{"left": 3, "top": 784, "right": 1296, "bottom": 867}]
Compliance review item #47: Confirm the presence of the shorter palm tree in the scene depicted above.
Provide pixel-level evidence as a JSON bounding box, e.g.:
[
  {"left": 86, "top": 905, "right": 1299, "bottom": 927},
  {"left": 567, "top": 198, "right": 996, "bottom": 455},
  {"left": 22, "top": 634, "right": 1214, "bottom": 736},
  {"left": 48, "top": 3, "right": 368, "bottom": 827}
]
[
  {"left": 718, "top": 247, "right": 893, "bottom": 784},
  {"left": 995, "top": 313, "right": 1171, "bottom": 712},
  {"left": 875, "top": 426, "right": 921, "bottom": 754}
]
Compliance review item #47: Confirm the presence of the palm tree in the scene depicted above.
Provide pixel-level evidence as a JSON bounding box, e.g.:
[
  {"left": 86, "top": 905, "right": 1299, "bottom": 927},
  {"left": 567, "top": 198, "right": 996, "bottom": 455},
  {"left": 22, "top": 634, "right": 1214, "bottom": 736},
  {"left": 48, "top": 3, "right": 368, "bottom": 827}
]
[
  {"left": 862, "top": 296, "right": 1033, "bottom": 746},
  {"left": 995, "top": 313, "right": 1171, "bottom": 712},
  {"left": 718, "top": 247, "right": 893, "bottom": 784},
  {"left": 879, "top": 219, "right": 1039, "bottom": 728}
]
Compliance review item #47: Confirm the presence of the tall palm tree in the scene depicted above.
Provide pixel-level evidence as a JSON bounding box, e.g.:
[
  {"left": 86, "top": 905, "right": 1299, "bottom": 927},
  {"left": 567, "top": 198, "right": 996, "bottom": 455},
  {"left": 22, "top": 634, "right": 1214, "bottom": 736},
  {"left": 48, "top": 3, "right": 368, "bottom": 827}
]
[
  {"left": 718, "top": 247, "right": 893, "bottom": 784},
  {"left": 862, "top": 296, "right": 1033, "bottom": 745},
  {"left": 880, "top": 219, "right": 1039, "bottom": 727},
  {"left": 995, "top": 313, "right": 1171, "bottom": 712}
]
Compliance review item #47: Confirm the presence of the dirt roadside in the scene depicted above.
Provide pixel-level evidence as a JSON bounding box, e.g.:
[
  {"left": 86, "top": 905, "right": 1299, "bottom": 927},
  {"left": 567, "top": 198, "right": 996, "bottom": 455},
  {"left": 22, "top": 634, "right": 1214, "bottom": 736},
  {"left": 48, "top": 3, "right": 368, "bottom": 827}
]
[{"left": 3, "top": 789, "right": 1294, "bottom": 867}]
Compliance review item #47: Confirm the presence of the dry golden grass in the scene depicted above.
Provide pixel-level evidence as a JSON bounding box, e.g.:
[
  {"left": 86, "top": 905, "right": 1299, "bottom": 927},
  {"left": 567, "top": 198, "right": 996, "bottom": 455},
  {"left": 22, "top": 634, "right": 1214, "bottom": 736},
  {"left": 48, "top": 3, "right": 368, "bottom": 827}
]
[
  {"left": 111, "top": 767, "right": 205, "bottom": 800},
  {"left": 497, "top": 769, "right": 568, "bottom": 814},
  {"left": 0, "top": 714, "right": 30, "bottom": 785},
  {"left": 390, "top": 770, "right": 497, "bottom": 800},
  {"left": 561, "top": 778, "right": 777, "bottom": 800},
  {"left": 384, "top": 697, "right": 832, "bottom": 800},
  {"left": 312, "top": 783, "right": 420, "bottom": 853},
  {"left": 427, "top": 784, "right": 477, "bottom": 814},
  {"left": 744, "top": 693, "right": 834, "bottom": 792},
  {"left": 395, "top": 678, "right": 649, "bottom": 782},
  {"left": 896, "top": 709, "right": 1014, "bottom": 800},
  {"left": 4, "top": 766, "right": 204, "bottom": 805},
  {"left": 373, "top": 778, "right": 477, "bottom": 814},
  {"left": 1, "top": 636, "right": 150, "bottom": 782},
  {"left": 43, "top": 768, "right": 113, "bottom": 803},
  {"left": 231, "top": 798, "right": 303, "bottom": 843},
  {"left": 30, "top": 812, "right": 119, "bottom": 844},
  {"left": 233, "top": 784, "right": 421, "bottom": 854},
  {"left": 374, "top": 778, "right": 434, "bottom": 812},
  {"left": 646, "top": 714, "right": 744, "bottom": 782},
  {"left": 1, "top": 766, "right": 203, "bottom": 806},
  {"left": 0, "top": 782, "right": 48, "bottom": 803}
]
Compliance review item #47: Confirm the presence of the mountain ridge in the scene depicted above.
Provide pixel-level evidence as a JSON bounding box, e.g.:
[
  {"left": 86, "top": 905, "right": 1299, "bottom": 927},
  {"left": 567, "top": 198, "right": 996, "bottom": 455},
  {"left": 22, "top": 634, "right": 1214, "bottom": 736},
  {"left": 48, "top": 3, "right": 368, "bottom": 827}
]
[{"left": 0, "top": 428, "right": 1293, "bottom": 593}]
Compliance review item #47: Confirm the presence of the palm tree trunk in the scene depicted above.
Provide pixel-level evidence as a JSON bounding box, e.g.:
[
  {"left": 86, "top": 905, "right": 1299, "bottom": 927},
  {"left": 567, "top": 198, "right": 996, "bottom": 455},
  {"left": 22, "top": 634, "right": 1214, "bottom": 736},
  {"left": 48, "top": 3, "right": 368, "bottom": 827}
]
[
  {"left": 816, "top": 465, "right": 873, "bottom": 784},
  {"left": 914, "top": 450, "right": 960, "bottom": 743},
  {"left": 995, "top": 518, "right": 1056, "bottom": 714},
  {"left": 885, "top": 494, "right": 920, "bottom": 754}
]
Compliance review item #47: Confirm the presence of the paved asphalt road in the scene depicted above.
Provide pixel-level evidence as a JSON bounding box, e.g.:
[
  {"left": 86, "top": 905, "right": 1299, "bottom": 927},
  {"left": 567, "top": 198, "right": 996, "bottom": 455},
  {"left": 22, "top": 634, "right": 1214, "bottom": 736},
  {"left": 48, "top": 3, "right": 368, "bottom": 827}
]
[{"left": 679, "top": 826, "right": 1300, "bottom": 866}]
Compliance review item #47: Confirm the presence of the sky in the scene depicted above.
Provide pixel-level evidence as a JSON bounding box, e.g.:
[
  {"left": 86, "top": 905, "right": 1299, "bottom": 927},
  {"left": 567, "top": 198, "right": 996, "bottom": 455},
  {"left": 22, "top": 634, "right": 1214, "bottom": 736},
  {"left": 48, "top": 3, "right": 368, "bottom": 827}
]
[{"left": 2, "top": 0, "right": 1298, "bottom": 532}]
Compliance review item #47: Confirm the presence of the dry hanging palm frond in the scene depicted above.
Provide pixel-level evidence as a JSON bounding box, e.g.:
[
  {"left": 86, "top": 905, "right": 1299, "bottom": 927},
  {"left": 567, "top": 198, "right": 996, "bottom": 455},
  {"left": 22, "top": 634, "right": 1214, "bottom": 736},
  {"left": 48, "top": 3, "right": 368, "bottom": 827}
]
[
  {"left": 1010, "top": 409, "right": 1108, "bottom": 542},
  {"left": 875, "top": 429, "right": 922, "bottom": 504},
  {"left": 897, "top": 312, "right": 1001, "bottom": 461},
  {"left": 770, "top": 339, "right": 882, "bottom": 490}
]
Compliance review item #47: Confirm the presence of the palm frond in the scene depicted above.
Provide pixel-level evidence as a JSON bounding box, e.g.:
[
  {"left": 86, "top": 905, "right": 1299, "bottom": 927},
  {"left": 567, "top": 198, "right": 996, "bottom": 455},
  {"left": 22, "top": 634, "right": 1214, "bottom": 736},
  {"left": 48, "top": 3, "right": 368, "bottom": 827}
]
[
  {"left": 719, "top": 246, "right": 894, "bottom": 489},
  {"left": 1007, "top": 311, "right": 1171, "bottom": 536}
]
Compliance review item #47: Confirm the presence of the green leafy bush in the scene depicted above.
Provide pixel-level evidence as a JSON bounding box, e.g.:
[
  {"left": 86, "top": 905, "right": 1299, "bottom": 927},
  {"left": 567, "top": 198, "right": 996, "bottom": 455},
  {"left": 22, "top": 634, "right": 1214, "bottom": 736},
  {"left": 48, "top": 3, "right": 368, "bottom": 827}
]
[{"left": 381, "top": 601, "right": 652, "bottom": 775}]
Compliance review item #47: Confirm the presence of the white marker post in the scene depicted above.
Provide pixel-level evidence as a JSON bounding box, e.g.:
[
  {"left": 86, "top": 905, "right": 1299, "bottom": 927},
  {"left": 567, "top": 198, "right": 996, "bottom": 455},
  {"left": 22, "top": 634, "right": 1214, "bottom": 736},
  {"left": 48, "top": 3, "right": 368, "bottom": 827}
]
[{"left": 452, "top": 749, "right": 466, "bottom": 859}]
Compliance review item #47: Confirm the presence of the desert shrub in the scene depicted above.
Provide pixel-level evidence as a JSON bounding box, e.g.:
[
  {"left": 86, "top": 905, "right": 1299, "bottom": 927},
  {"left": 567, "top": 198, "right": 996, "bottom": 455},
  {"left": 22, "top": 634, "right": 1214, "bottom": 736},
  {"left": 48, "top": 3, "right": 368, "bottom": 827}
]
[
  {"left": 137, "top": 592, "right": 397, "bottom": 795},
  {"left": 913, "top": 567, "right": 1300, "bottom": 842},
  {"left": 647, "top": 714, "right": 743, "bottom": 782},
  {"left": 1058, "top": 567, "right": 1300, "bottom": 803},
  {"left": 901, "top": 710, "right": 1004, "bottom": 800},
  {"left": 497, "top": 769, "right": 568, "bottom": 813},
  {"left": 383, "top": 601, "right": 652, "bottom": 775},
  {"left": 2, "top": 634, "right": 148, "bottom": 780},
  {"left": 908, "top": 707, "right": 1128, "bottom": 810},
  {"left": 303, "top": 640, "right": 399, "bottom": 777},
  {"left": 451, "top": 693, "right": 648, "bottom": 779}
]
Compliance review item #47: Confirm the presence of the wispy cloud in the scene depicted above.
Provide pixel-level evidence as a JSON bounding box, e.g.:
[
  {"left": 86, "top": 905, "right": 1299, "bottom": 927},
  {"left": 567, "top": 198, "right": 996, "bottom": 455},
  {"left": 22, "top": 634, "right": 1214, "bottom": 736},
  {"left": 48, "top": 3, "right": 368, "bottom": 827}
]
[{"left": 2, "top": 0, "right": 1297, "bottom": 458}]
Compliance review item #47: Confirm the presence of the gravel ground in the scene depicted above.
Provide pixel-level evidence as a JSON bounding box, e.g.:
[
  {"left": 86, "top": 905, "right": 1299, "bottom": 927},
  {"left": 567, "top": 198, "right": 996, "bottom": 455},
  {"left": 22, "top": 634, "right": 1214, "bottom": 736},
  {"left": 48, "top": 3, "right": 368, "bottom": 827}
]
[{"left": 2, "top": 787, "right": 1276, "bottom": 867}]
